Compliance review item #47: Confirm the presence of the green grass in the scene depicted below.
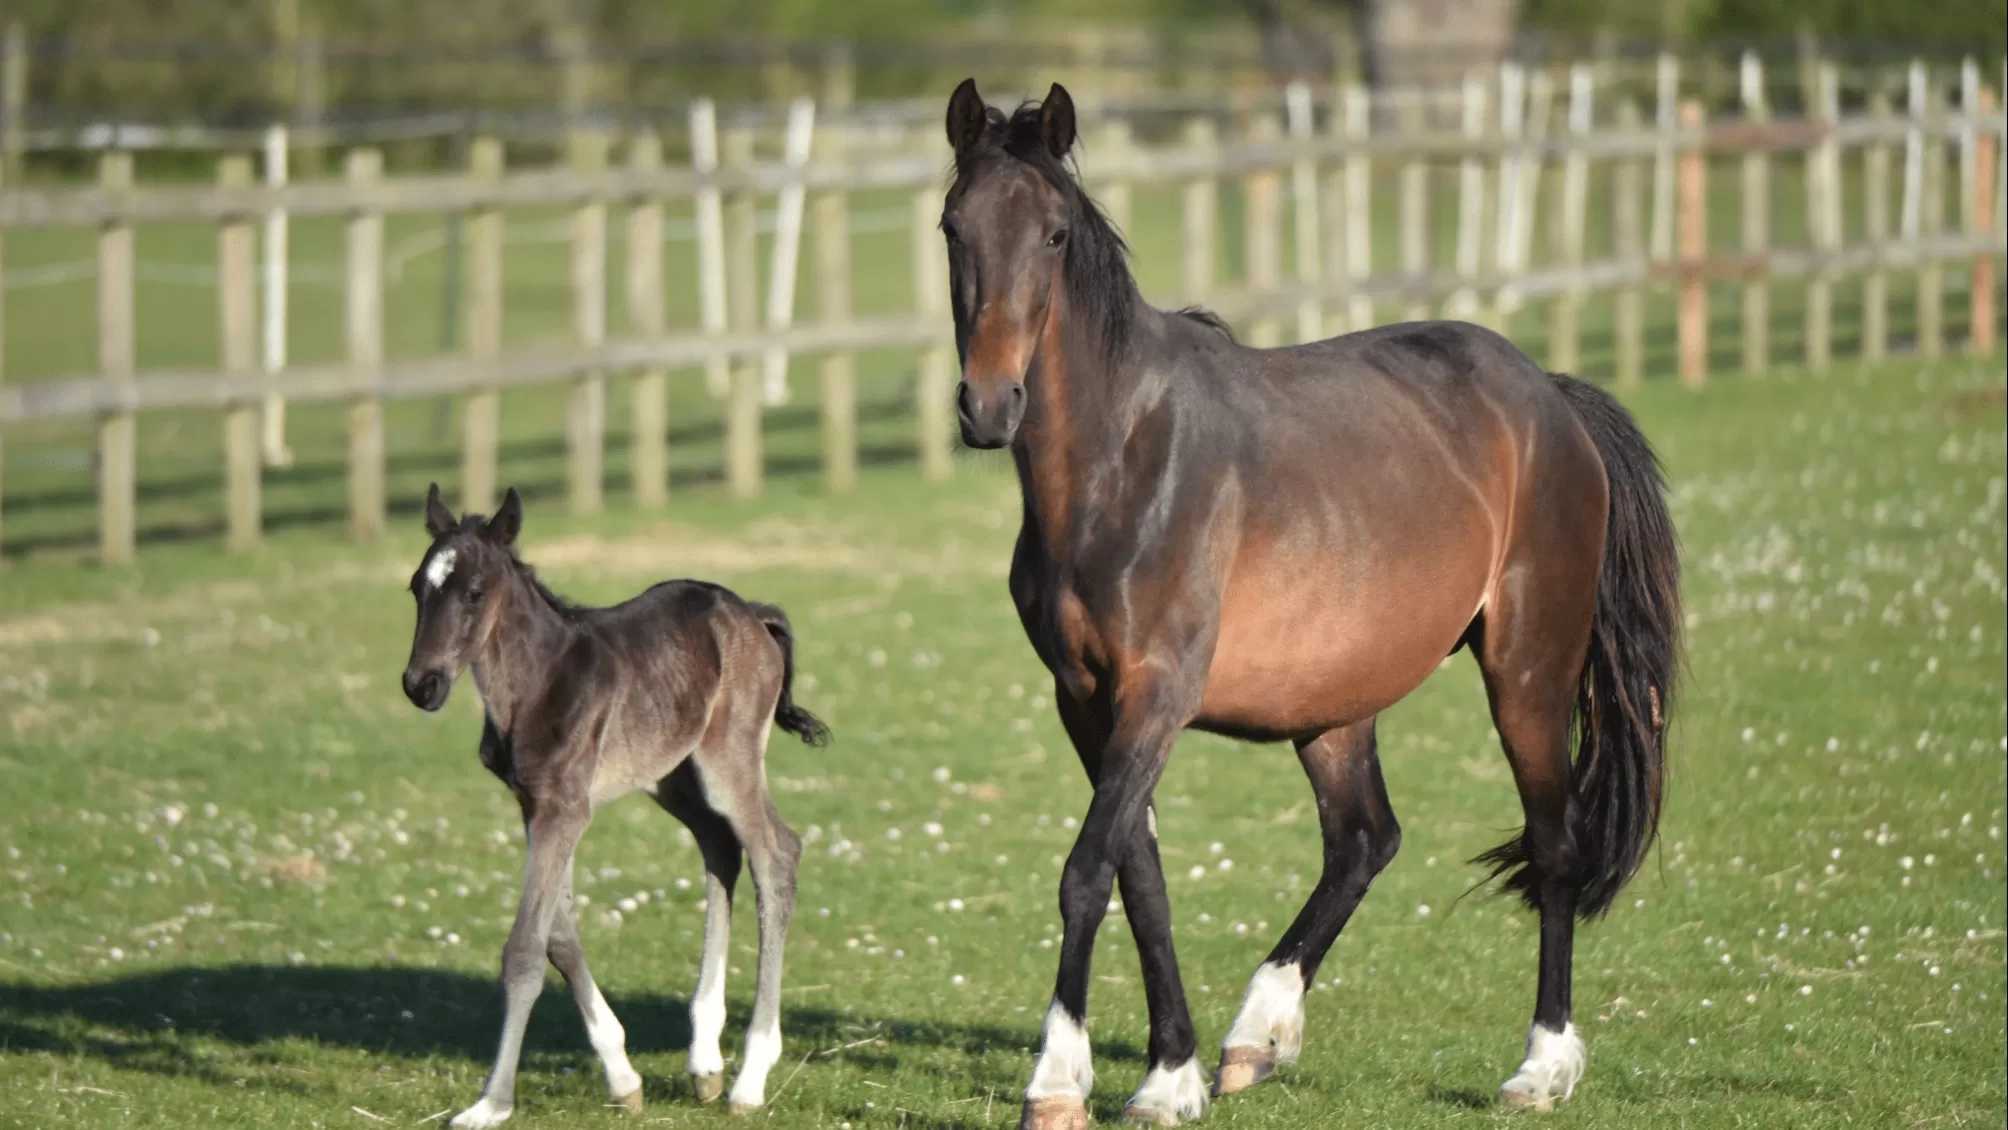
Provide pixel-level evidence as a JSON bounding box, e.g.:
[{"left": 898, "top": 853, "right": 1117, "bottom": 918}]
[{"left": 0, "top": 353, "right": 2003, "bottom": 1128}]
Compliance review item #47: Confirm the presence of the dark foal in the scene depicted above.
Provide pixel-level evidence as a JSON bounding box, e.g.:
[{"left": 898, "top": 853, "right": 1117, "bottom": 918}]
[
  {"left": 939, "top": 82, "right": 1681, "bottom": 1128},
  {"left": 401, "top": 484, "right": 828, "bottom": 1128}
]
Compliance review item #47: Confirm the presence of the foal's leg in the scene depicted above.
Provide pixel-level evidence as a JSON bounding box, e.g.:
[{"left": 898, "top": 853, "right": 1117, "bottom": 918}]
[
  {"left": 1218, "top": 719, "right": 1398, "bottom": 1096},
  {"left": 1023, "top": 679, "right": 1191, "bottom": 1130},
  {"left": 546, "top": 877, "right": 645, "bottom": 1111},
  {"left": 692, "top": 725, "right": 802, "bottom": 1114},
  {"left": 656, "top": 764, "right": 742, "bottom": 1104},
  {"left": 451, "top": 805, "right": 591, "bottom": 1129},
  {"left": 1055, "top": 685, "right": 1205, "bottom": 1126}
]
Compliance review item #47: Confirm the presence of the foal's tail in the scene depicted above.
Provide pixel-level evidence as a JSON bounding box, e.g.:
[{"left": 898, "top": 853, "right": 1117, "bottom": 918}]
[
  {"left": 1487, "top": 374, "right": 1681, "bottom": 920},
  {"left": 750, "top": 604, "right": 833, "bottom": 748}
]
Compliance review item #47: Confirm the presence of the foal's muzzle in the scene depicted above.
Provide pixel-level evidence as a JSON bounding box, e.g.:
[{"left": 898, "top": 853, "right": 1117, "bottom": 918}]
[
  {"left": 957, "top": 379, "right": 1025, "bottom": 449},
  {"left": 402, "top": 668, "right": 450, "bottom": 712}
]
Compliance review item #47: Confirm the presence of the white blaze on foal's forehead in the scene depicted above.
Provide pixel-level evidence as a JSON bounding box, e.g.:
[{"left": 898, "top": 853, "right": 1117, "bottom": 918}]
[{"left": 425, "top": 547, "right": 459, "bottom": 589}]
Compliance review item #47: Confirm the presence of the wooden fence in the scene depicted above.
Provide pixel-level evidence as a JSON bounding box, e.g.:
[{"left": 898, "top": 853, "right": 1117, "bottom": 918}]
[{"left": 0, "top": 56, "right": 2003, "bottom": 563}]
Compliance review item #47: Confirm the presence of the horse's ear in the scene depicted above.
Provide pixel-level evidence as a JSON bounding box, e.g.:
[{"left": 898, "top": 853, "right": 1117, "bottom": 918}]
[
  {"left": 423, "top": 482, "right": 456, "bottom": 538},
  {"left": 946, "top": 78, "right": 987, "bottom": 157},
  {"left": 487, "top": 487, "right": 522, "bottom": 547},
  {"left": 1039, "top": 83, "right": 1076, "bottom": 160}
]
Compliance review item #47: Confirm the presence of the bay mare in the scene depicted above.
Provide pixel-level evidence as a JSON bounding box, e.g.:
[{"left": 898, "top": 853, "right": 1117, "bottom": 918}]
[
  {"left": 939, "top": 81, "right": 1680, "bottom": 1128},
  {"left": 399, "top": 485, "right": 829, "bottom": 1128}
]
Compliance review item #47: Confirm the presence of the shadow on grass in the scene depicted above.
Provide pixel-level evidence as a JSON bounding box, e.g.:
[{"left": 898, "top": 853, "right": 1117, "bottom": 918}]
[{"left": 0, "top": 963, "right": 1143, "bottom": 1110}]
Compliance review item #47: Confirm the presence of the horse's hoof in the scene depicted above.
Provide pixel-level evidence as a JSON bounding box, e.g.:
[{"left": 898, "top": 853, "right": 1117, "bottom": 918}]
[
  {"left": 1213, "top": 1046, "right": 1275, "bottom": 1096},
  {"left": 692, "top": 1073, "right": 726, "bottom": 1103},
  {"left": 447, "top": 1099, "right": 513, "bottom": 1129},
  {"left": 728, "top": 1100, "right": 764, "bottom": 1116},
  {"left": 612, "top": 1087, "right": 644, "bottom": 1114},
  {"left": 1123, "top": 1104, "right": 1183, "bottom": 1127},
  {"left": 1497, "top": 1083, "right": 1557, "bottom": 1112},
  {"left": 1019, "top": 1096, "right": 1090, "bottom": 1130}
]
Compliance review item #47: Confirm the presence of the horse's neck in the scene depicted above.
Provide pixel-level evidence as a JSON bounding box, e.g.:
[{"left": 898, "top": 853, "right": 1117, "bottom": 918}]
[
  {"left": 470, "top": 572, "right": 573, "bottom": 731},
  {"left": 1015, "top": 298, "right": 1153, "bottom": 564}
]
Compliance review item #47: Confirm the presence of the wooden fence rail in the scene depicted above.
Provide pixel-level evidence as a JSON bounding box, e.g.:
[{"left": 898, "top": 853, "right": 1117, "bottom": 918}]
[{"left": 0, "top": 63, "right": 2003, "bottom": 562}]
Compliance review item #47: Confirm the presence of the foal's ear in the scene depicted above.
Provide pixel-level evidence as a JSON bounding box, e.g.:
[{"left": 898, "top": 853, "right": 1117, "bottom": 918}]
[
  {"left": 1039, "top": 83, "right": 1077, "bottom": 160},
  {"left": 487, "top": 487, "right": 522, "bottom": 547},
  {"left": 423, "top": 482, "right": 457, "bottom": 538},
  {"left": 946, "top": 78, "right": 987, "bottom": 157}
]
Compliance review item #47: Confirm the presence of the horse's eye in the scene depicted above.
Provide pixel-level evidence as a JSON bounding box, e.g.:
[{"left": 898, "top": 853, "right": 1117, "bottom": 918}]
[
  {"left": 942, "top": 223, "right": 962, "bottom": 246},
  {"left": 1046, "top": 228, "right": 1069, "bottom": 248},
  {"left": 464, "top": 586, "right": 484, "bottom": 605}
]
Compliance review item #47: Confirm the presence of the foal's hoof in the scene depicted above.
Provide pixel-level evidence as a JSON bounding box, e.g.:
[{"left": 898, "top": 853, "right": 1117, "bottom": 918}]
[
  {"left": 612, "top": 1087, "right": 644, "bottom": 1114},
  {"left": 728, "top": 1100, "right": 764, "bottom": 1116},
  {"left": 1496, "top": 1083, "right": 1558, "bottom": 1112},
  {"left": 1212, "top": 1046, "right": 1276, "bottom": 1096},
  {"left": 692, "top": 1073, "right": 726, "bottom": 1103},
  {"left": 1019, "top": 1096, "right": 1090, "bottom": 1130},
  {"left": 1122, "top": 1105, "right": 1182, "bottom": 1127}
]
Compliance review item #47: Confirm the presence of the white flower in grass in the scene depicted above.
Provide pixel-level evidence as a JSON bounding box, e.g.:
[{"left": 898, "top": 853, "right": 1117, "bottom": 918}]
[{"left": 1188, "top": 866, "right": 1206, "bottom": 881}]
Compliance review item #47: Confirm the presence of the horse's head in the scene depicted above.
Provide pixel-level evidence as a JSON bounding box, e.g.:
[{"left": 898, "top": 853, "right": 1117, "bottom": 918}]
[
  {"left": 401, "top": 482, "right": 521, "bottom": 712},
  {"left": 942, "top": 78, "right": 1093, "bottom": 450}
]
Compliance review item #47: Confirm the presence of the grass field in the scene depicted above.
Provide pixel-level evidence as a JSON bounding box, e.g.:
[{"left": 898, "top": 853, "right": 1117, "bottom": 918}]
[{"left": 0, "top": 352, "right": 2004, "bottom": 1129}]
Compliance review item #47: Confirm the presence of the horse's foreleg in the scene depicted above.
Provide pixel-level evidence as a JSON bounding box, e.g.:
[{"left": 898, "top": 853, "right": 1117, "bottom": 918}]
[
  {"left": 1023, "top": 690, "right": 1187, "bottom": 1130},
  {"left": 1218, "top": 719, "right": 1397, "bottom": 1096},
  {"left": 1055, "top": 685, "right": 1204, "bottom": 1127},
  {"left": 547, "top": 885, "right": 644, "bottom": 1112},
  {"left": 453, "top": 806, "right": 590, "bottom": 1129}
]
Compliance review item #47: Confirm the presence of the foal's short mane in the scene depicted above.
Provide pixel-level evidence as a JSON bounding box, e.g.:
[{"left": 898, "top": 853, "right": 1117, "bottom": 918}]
[
  {"left": 953, "top": 102, "right": 1231, "bottom": 361},
  {"left": 447, "top": 513, "right": 586, "bottom": 622}
]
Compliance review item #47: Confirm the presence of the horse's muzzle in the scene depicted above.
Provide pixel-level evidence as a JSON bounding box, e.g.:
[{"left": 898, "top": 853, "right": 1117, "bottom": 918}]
[
  {"left": 957, "top": 379, "right": 1025, "bottom": 449},
  {"left": 402, "top": 667, "right": 451, "bottom": 712}
]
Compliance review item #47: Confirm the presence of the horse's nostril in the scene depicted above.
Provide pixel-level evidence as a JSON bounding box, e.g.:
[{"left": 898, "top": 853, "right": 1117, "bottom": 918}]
[{"left": 956, "top": 381, "right": 980, "bottom": 420}]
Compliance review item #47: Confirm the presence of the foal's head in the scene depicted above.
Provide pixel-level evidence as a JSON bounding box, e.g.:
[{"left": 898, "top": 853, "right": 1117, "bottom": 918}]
[
  {"left": 942, "top": 78, "right": 1132, "bottom": 449},
  {"left": 401, "top": 483, "right": 523, "bottom": 712}
]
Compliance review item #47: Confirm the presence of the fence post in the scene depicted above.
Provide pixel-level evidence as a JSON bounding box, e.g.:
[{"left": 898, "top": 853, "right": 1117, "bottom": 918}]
[
  {"left": 723, "top": 124, "right": 762, "bottom": 498},
  {"left": 1911, "top": 62, "right": 1945, "bottom": 360},
  {"left": 1341, "top": 83, "right": 1374, "bottom": 332},
  {"left": 1549, "top": 64, "right": 1591, "bottom": 375},
  {"left": 461, "top": 136, "right": 504, "bottom": 514},
  {"left": 1972, "top": 87, "right": 1998, "bottom": 357},
  {"left": 219, "top": 155, "right": 260, "bottom": 552},
  {"left": 1244, "top": 112, "right": 1284, "bottom": 347},
  {"left": 1097, "top": 117, "right": 1135, "bottom": 240},
  {"left": 1450, "top": 73, "right": 1488, "bottom": 322},
  {"left": 816, "top": 53, "right": 858, "bottom": 494},
  {"left": 1397, "top": 93, "right": 1431, "bottom": 323},
  {"left": 566, "top": 130, "right": 609, "bottom": 514},
  {"left": 1286, "top": 81, "right": 1322, "bottom": 342},
  {"left": 912, "top": 176, "right": 954, "bottom": 483},
  {"left": 1490, "top": 62, "right": 1524, "bottom": 326},
  {"left": 1863, "top": 90, "right": 1892, "bottom": 363},
  {"left": 1503, "top": 64, "right": 1551, "bottom": 325},
  {"left": 1960, "top": 59, "right": 1980, "bottom": 251},
  {"left": 691, "top": 101, "right": 731, "bottom": 400},
  {"left": 1614, "top": 98, "right": 1646, "bottom": 388},
  {"left": 345, "top": 148, "right": 384, "bottom": 542},
  {"left": 2, "top": 22, "right": 24, "bottom": 186},
  {"left": 259, "top": 125, "right": 294, "bottom": 468},
  {"left": 1806, "top": 63, "right": 1840, "bottom": 373},
  {"left": 1649, "top": 52, "right": 1680, "bottom": 266},
  {"left": 1676, "top": 100, "right": 1708, "bottom": 389},
  {"left": 97, "top": 152, "right": 136, "bottom": 565},
  {"left": 1180, "top": 117, "right": 1218, "bottom": 303},
  {"left": 762, "top": 99, "right": 816, "bottom": 406},
  {"left": 1739, "top": 52, "right": 1771, "bottom": 376},
  {"left": 627, "top": 130, "right": 669, "bottom": 507},
  {"left": 0, "top": 159, "right": 6, "bottom": 553}
]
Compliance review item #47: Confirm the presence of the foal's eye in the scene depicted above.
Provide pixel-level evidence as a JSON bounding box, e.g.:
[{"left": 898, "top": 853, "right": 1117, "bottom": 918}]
[
  {"left": 463, "top": 586, "right": 484, "bottom": 605},
  {"left": 1046, "top": 228, "right": 1069, "bottom": 248},
  {"left": 942, "top": 223, "right": 963, "bottom": 246}
]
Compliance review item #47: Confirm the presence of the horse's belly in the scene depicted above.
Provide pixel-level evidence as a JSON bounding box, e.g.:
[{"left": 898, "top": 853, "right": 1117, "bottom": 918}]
[{"left": 1197, "top": 552, "right": 1487, "bottom": 738}]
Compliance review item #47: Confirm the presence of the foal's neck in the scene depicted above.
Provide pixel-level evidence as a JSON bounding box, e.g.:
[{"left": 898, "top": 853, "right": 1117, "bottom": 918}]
[{"left": 469, "top": 565, "right": 574, "bottom": 732}]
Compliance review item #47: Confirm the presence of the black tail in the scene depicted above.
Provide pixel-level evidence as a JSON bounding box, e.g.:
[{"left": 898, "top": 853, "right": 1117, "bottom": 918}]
[
  {"left": 1481, "top": 374, "right": 1681, "bottom": 919},
  {"left": 750, "top": 604, "right": 832, "bottom": 748}
]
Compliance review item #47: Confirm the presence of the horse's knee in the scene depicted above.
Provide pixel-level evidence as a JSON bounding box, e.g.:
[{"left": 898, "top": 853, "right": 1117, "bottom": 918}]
[
  {"left": 502, "top": 936, "right": 546, "bottom": 987},
  {"left": 1057, "top": 858, "right": 1115, "bottom": 924}
]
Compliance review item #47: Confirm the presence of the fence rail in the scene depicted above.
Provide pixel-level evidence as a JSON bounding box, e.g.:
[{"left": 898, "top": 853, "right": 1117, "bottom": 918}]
[{"left": 0, "top": 54, "right": 2003, "bottom": 562}]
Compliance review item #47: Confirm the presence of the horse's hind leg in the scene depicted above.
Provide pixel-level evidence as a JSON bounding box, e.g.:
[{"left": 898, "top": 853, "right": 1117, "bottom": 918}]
[
  {"left": 1219, "top": 719, "right": 1398, "bottom": 1096},
  {"left": 689, "top": 719, "right": 802, "bottom": 1114},
  {"left": 546, "top": 881, "right": 645, "bottom": 1112},
  {"left": 656, "top": 763, "right": 743, "bottom": 1105},
  {"left": 1473, "top": 565, "right": 1598, "bottom": 1109}
]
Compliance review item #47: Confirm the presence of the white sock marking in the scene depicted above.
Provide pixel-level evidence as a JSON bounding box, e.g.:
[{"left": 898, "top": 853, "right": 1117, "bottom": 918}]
[
  {"left": 687, "top": 940, "right": 729, "bottom": 1077},
  {"left": 1127, "top": 1057, "right": 1207, "bottom": 1119},
  {"left": 582, "top": 983, "right": 642, "bottom": 1098},
  {"left": 448, "top": 1097, "right": 512, "bottom": 1129},
  {"left": 1146, "top": 805, "right": 1158, "bottom": 840},
  {"left": 1223, "top": 961, "right": 1306, "bottom": 1063},
  {"left": 1500, "top": 1022, "right": 1585, "bottom": 1104},
  {"left": 1024, "top": 1000, "right": 1095, "bottom": 1101},
  {"left": 425, "top": 547, "right": 458, "bottom": 588},
  {"left": 727, "top": 1015, "right": 783, "bottom": 1108}
]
